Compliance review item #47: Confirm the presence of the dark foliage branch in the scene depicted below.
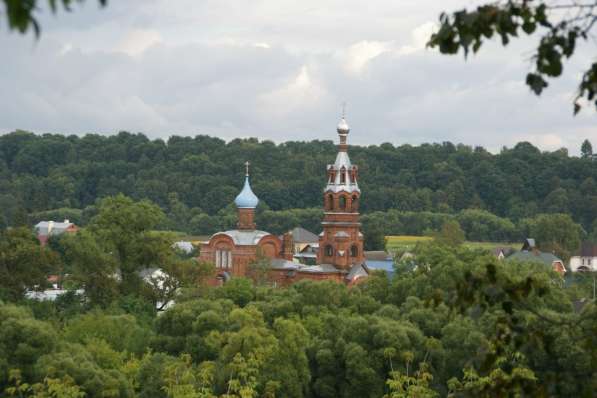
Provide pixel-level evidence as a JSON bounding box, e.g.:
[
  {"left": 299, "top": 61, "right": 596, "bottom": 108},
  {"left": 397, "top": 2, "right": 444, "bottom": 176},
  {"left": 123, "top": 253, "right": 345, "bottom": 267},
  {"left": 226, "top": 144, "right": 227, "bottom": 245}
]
[
  {"left": 428, "top": 1, "right": 597, "bottom": 114},
  {"left": 1, "top": 0, "right": 107, "bottom": 36}
]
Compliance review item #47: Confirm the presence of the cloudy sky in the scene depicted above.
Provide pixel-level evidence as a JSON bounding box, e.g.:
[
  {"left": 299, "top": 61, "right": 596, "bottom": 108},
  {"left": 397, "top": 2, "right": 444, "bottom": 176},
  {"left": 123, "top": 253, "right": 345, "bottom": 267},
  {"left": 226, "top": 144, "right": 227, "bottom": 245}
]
[{"left": 0, "top": 0, "right": 595, "bottom": 153}]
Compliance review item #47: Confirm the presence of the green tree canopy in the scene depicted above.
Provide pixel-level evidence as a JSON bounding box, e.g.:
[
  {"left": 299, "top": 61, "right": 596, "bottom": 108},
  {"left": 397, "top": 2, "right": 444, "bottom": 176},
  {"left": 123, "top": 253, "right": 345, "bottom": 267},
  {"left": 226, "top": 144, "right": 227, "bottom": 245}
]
[{"left": 0, "top": 228, "right": 59, "bottom": 301}]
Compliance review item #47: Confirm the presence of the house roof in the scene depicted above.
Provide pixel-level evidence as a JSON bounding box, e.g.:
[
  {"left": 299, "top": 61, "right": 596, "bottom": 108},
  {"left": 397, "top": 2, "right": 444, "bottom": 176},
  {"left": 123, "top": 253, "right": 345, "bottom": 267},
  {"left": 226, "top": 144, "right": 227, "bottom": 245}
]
[
  {"left": 521, "top": 238, "right": 536, "bottom": 251},
  {"left": 299, "top": 244, "right": 318, "bottom": 253},
  {"left": 173, "top": 241, "right": 194, "bottom": 253},
  {"left": 364, "top": 251, "right": 392, "bottom": 261},
  {"left": 300, "top": 264, "right": 344, "bottom": 273},
  {"left": 34, "top": 220, "right": 75, "bottom": 236},
  {"left": 507, "top": 250, "right": 563, "bottom": 267},
  {"left": 492, "top": 247, "right": 514, "bottom": 257},
  {"left": 271, "top": 258, "right": 300, "bottom": 270},
  {"left": 215, "top": 230, "right": 271, "bottom": 245},
  {"left": 346, "top": 263, "right": 369, "bottom": 280},
  {"left": 576, "top": 241, "right": 597, "bottom": 257},
  {"left": 270, "top": 259, "right": 348, "bottom": 274},
  {"left": 289, "top": 227, "right": 319, "bottom": 244}
]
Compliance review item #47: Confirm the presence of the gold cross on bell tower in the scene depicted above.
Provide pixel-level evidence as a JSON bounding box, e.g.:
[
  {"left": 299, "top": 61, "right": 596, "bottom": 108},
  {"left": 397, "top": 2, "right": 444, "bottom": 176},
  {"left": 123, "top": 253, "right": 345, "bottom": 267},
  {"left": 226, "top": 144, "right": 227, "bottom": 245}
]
[{"left": 245, "top": 161, "right": 250, "bottom": 177}]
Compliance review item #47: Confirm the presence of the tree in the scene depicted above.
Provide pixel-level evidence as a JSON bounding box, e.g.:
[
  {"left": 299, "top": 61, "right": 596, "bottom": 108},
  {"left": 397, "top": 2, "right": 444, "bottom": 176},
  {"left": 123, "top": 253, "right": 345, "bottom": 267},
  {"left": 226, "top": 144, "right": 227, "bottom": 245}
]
[
  {"left": 364, "top": 223, "right": 387, "bottom": 251},
  {"left": 161, "top": 354, "right": 216, "bottom": 398},
  {"left": 581, "top": 139, "right": 594, "bottom": 159},
  {"left": 429, "top": 1, "right": 597, "bottom": 113},
  {"left": 528, "top": 213, "right": 583, "bottom": 260},
  {"left": 384, "top": 362, "right": 438, "bottom": 398},
  {"left": 0, "top": 228, "right": 59, "bottom": 301},
  {"left": 62, "top": 231, "right": 119, "bottom": 308},
  {"left": 217, "top": 278, "right": 255, "bottom": 307},
  {"left": 147, "top": 259, "right": 215, "bottom": 311},
  {"left": 5, "top": 370, "right": 85, "bottom": 398},
  {"left": 247, "top": 249, "right": 271, "bottom": 286},
  {"left": 434, "top": 220, "right": 465, "bottom": 247},
  {"left": 0, "top": 304, "right": 58, "bottom": 384},
  {"left": 1, "top": 0, "right": 107, "bottom": 37},
  {"left": 88, "top": 194, "right": 168, "bottom": 295}
]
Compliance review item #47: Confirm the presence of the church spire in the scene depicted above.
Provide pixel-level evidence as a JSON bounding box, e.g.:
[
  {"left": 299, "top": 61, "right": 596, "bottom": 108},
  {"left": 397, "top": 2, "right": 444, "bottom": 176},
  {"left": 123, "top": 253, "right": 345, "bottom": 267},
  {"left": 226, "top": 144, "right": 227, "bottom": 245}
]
[
  {"left": 337, "top": 104, "right": 350, "bottom": 152},
  {"left": 325, "top": 113, "right": 359, "bottom": 194}
]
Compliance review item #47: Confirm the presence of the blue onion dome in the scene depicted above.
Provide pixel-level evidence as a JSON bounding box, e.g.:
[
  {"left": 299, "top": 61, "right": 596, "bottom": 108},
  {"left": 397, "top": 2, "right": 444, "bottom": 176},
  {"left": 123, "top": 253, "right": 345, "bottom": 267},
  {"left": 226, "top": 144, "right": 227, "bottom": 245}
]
[{"left": 234, "top": 176, "right": 259, "bottom": 208}]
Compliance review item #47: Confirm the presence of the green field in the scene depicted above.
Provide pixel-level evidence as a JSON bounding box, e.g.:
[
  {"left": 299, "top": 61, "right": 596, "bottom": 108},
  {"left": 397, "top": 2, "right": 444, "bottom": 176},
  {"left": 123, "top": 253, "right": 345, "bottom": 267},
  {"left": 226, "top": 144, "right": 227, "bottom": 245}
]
[{"left": 385, "top": 235, "right": 519, "bottom": 254}]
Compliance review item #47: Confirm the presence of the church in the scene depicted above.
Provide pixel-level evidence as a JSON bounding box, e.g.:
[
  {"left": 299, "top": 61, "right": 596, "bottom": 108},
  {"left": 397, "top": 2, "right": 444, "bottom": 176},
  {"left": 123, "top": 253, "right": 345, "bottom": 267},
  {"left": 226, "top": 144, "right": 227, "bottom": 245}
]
[{"left": 199, "top": 115, "right": 369, "bottom": 286}]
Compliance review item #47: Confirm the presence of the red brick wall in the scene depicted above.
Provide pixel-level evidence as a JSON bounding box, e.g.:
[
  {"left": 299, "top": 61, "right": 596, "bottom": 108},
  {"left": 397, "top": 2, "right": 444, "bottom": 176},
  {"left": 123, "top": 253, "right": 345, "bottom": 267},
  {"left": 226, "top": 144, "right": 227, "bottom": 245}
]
[{"left": 199, "top": 233, "right": 285, "bottom": 278}]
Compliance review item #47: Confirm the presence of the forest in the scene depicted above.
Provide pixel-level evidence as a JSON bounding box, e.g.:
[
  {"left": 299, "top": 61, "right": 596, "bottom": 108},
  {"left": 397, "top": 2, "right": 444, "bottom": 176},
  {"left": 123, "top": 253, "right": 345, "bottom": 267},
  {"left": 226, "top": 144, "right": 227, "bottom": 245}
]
[
  {"left": 0, "top": 130, "right": 596, "bottom": 243},
  {"left": 0, "top": 195, "right": 595, "bottom": 397}
]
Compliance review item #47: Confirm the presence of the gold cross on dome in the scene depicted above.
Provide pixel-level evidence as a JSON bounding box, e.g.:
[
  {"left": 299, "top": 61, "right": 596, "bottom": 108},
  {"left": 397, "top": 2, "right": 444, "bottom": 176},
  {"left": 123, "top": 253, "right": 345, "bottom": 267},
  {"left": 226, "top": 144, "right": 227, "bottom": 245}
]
[{"left": 245, "top": 161, "right": 250, "bottom": 176}]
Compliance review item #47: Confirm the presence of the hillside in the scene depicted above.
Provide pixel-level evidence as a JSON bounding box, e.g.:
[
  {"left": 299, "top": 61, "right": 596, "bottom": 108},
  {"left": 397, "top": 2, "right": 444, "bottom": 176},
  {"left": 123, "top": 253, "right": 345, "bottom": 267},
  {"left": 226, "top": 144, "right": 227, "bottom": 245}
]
[{"left": 1, "top": 131, "right": 595, "bottom": 237}]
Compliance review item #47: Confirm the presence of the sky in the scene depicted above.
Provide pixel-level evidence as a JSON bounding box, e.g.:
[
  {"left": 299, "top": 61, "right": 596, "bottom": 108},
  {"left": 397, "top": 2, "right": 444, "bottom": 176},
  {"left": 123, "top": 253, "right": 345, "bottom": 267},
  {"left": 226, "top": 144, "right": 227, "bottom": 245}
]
[{"left": 0, "top": 0, "right": 595, "bottom": 154}]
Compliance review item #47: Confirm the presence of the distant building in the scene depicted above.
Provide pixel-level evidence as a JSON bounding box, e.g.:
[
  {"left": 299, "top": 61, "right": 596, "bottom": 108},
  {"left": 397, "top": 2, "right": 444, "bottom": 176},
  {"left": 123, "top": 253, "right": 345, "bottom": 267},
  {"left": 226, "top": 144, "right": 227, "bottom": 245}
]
[
  {"left": 26, "top": 288, "right": 84, "bottom": 301},
  {"left": 364, "top": 251, "right": 395, "bottom": 277},
  {"left": 199, "top": 114, "right": 368, "bottom": 286},
  {"left": 507, "top": 238, "right": 566, "bottom": 275},
  {"left": 493, "top": 247, "right": 514, "bottom": 260},
  {"left": 173, "top": 241, "right": 195, "bottom": 254},
  {"left": 294, "top": 243, "right": 318, "bottom": 265},
  {"left": 569, "top": 242, "right": 597, "bottom": 272},
  {"left": 286, "top": 227, "right": 319, "bottom": 254},
  {"left": 34, "top": 219, "right": 78, "bottom": 245}
]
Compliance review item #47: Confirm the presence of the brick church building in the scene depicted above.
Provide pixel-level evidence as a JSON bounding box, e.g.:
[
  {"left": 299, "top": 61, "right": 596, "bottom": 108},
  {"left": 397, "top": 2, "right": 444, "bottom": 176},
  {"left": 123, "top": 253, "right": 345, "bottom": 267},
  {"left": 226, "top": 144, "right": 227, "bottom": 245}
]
[{"left": 199, "top": 115, "right": 368, "bottom": 286}]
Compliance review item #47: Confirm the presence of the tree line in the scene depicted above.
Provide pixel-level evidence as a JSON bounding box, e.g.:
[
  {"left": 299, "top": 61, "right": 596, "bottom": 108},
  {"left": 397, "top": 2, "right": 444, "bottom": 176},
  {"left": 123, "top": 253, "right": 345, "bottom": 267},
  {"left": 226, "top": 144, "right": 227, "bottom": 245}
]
[{"left": 0, "top": 131, "right": 595, "bottom": 240}]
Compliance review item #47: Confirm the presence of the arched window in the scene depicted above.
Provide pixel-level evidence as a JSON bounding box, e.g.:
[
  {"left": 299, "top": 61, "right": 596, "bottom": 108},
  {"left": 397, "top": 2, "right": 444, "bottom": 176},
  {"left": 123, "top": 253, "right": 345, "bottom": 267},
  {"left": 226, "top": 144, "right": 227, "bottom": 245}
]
[
  {"left": 215, "top": 249, "right": 232, "bottom": 268},
  {"left": 340, "top": 167, "right": 346, "bottom": 184},
  {"left": 351, "top": 195, "right": 358, "bottom": 211},
  {"left": 350, "top": 245, "right": 358, "bottom": 257},
  {"left": 327, "top": 194, "right": 334, "bottom": 210},
  {"left": 339, "top": 196, "right": 347, "bottom": 210},
  {"left": 325, "top": 245, "right": 334, "bottom": 256}
]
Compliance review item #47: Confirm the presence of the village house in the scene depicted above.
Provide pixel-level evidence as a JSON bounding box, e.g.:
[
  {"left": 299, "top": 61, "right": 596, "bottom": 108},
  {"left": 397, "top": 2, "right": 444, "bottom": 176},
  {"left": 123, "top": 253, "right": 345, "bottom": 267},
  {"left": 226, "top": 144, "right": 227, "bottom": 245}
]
[
  {"left": 285, "top": 227, "right": 319, "bottom": 265},
  {"left": 34, "top": 219, "right": 78, "bottom": 245},
  {"left": 199, "top": 115, "right": 368, "bottom": 286},
  {"left": 506, "top": 238, "right": 566, "bottom": 276},
  {"left": 569, "top": 241, "right": 597, "bottom": 272}
]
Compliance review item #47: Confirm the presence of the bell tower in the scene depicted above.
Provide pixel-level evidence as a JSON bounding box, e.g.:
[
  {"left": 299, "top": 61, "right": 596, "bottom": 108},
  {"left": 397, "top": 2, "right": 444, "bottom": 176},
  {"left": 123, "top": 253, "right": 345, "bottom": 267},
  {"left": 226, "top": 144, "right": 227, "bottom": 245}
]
[{"left": 317, "top": 114, "right": 364, "bottom": 269}]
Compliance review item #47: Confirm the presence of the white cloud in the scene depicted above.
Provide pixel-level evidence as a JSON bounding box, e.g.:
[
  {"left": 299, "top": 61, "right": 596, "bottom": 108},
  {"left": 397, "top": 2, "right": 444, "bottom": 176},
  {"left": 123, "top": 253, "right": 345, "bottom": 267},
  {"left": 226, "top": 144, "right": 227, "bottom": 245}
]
[
  {"left": 258, "top": 65, "right": 330, "bottom": 119},
  {"left": 398, "top": 21, "right": 436, "bottom": 55},
  {"left": 343, "top": 40, "right": 393, "bottom": 75},
  {"left": 115, "top": 29, "right": 163, "bottom": 56}
]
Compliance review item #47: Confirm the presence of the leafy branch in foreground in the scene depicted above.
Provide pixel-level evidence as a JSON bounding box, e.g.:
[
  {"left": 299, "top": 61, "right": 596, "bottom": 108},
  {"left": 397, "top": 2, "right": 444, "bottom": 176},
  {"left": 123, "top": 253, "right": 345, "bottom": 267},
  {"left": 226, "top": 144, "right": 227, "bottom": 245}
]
[
  {"left": 1, "top": 0, "right": 107, "bottom": 37},
  {"left": 428, "top": 1, "right": 597, "bottom": 114}
]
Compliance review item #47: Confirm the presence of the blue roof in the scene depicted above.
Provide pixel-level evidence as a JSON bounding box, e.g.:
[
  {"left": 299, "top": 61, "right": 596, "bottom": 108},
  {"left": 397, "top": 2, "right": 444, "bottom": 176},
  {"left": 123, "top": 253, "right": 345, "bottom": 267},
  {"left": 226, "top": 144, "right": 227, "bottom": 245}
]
[{"left": 234, "top": 176, "right": 259, "bottom": 208}]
